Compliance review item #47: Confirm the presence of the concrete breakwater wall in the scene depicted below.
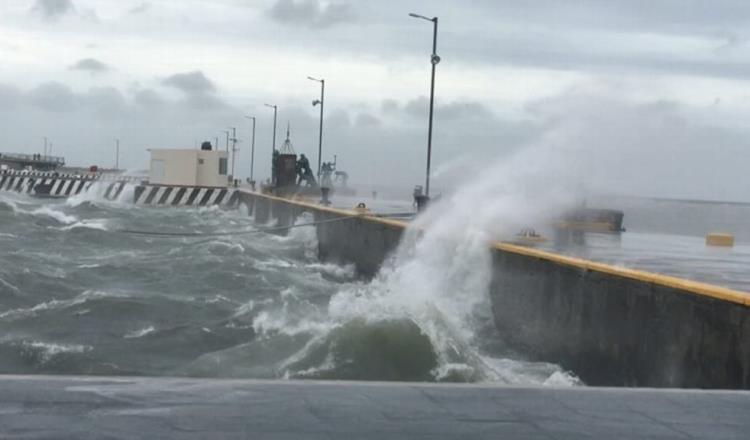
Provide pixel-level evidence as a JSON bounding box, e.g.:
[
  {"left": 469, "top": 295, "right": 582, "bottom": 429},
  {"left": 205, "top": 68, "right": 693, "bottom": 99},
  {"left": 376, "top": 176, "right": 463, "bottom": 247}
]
[
  {"left": 0, "top": 170, "right": 238, "bottom": 206},
  {"left": 238, "top": 190, "right": 750, "bottom": 389}
]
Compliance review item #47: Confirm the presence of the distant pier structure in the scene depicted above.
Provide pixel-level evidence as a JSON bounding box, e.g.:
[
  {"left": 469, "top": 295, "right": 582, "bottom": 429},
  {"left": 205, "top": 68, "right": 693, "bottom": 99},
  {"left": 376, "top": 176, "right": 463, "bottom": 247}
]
[{"left": 0, "top": 152, "right": 65, "bottom": 171}]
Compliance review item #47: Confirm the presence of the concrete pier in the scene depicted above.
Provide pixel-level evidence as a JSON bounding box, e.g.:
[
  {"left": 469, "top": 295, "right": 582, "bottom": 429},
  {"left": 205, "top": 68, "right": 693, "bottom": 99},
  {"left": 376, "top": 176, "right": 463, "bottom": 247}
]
[
  {"left": 236, "top": 190, "right": 750, "bottom": 389},
  {"left": 2, "top": 375, "right": 749, "bottom": 439}
]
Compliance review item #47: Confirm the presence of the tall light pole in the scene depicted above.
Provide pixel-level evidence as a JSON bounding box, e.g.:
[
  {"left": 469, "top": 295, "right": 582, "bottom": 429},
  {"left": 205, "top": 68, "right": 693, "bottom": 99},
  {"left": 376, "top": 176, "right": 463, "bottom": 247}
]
[
  {"left": 114, "top": 138, "right": 120, "bottom": 170},
  {"left": 43, "top": 137, "right": 48, "bottom": 158},
  {"left": 228, "top": 126, "right": 238, "bottom": 179},
  {"left": 308, "top": 76, "right": 325, "bottom": 179},
  {"left": 245, "top": 115, "right": 256, "bottom": 182},
  {"left": 264, "top": 103, "right": 278, "bottom": 184},
  {"left": 409, "top": 12, "right": 440, "bottom": 198}
]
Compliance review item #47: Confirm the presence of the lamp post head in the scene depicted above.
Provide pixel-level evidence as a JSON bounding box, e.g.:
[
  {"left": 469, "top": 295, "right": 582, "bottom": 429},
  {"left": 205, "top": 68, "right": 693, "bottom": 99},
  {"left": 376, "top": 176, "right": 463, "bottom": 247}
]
[
  {"left": 408, "top": 12, "right": 435, "bottom": 22},
  {"left": 312, "top": 99, "right": 321, "bottom": 106},
  {"left": 307, "top": 76, "right": 323, "bottom": 83},
  {"left": 264, "top": 103, "right": 276, "bottom": 109}
]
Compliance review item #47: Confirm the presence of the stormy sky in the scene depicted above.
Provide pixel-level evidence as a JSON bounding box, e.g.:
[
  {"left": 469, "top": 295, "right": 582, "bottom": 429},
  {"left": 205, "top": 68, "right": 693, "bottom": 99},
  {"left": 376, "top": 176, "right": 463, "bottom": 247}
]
[{"left": 2, "top": 0, "right": 750, "bottom": 200}]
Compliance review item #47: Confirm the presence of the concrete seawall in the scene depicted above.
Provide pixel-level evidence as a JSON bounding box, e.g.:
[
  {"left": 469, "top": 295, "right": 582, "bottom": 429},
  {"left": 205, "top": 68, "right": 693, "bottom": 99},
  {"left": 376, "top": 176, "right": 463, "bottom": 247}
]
[{"left": 237, "top": 190, "right": 750, "bottom": 389}]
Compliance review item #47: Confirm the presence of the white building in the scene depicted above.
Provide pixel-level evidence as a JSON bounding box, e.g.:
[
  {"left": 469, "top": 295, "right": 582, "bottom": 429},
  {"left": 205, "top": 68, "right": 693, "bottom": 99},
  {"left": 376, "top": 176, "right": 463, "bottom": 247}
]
[{"left": 148, "top": 149, "right": 228, "bottom": 187}]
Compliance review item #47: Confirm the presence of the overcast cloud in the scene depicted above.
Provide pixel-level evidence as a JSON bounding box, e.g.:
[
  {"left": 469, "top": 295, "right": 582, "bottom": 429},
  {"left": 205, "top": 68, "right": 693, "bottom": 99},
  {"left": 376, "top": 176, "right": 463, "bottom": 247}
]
[
  {"left": 2, "top": 0, "right": 750, "bottom": 201},
  {"left": 31, "top": 0, "right": 74, "bottom": 21},
  {"left": 69, "top": 57, "right": 109, "bottom": 73}
]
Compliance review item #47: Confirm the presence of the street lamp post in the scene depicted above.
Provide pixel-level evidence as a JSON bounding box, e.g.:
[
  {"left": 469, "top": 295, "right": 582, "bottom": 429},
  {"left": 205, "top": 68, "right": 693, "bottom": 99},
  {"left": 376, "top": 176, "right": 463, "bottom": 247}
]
[
  {"left": 264, "top": 103, "right": 278, "bottom": 184},
  {"left": 308, "top": 76, "right": 325, "bottom": 179},
  {"left": 409, "top": 12, "right": 440, "bottom": 198},
  {"left": 228, "top": 126, "right": 238, "bottom": 179},
  {"left": 114, "top": 138, "right": 120, "bottom": 170},
  {"left": 245, "top": 116, "right": 256, "bottom": 183}
]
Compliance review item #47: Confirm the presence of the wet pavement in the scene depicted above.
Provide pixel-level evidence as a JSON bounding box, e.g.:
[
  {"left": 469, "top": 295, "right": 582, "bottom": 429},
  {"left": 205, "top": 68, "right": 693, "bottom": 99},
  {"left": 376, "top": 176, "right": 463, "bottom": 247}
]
[{"left": 1, "top": 376, "right": 748, "bottom": 439}]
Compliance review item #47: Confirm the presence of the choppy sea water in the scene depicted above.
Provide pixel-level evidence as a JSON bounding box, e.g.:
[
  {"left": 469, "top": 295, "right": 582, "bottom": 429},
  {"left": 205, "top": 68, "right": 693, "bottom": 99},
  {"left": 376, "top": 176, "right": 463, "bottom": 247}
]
[{"left": 0, "top": 188, "right": 576, "bottom": 385}]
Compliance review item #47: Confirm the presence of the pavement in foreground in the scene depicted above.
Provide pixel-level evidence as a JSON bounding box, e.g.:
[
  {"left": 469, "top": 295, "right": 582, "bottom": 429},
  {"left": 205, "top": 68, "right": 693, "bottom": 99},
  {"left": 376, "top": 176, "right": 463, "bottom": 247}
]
[{"left": 1, "top": 375, "right": 748, "bottom": 439}]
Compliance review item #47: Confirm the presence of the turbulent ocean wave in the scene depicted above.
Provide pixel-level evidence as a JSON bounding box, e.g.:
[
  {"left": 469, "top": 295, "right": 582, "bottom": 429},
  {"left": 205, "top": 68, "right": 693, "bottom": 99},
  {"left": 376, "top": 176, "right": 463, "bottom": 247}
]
[{"left": 0, "top": 190, "right": 578, "bottom": 385}]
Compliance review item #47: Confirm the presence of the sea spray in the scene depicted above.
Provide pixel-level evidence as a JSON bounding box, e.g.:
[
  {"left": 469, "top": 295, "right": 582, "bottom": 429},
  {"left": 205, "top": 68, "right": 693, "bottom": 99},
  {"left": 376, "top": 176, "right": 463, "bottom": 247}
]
[{"left": 275, "top": 145, "right": 583, "bottom": 383}]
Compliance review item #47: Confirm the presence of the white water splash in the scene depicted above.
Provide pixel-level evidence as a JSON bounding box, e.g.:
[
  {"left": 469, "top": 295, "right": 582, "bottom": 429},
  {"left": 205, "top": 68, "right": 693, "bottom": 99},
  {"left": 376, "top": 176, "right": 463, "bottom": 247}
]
[
  {"left": 0, "top": 290, "right": 125, "bottom": 321},
  {"left": 124, "top": 326, "right": 156, "bottom": 339},
  {"left": 60, "top": 219, "right": 110, "bottom": 231},
  {"left": 22, "top": 341, "right": 92, "bottom": 363},
  {"left": 317, "top": 141, "right": 583, "bottom": 384},
  {"left": 31, "top": 206, "right": 77, "bottom": 224}
]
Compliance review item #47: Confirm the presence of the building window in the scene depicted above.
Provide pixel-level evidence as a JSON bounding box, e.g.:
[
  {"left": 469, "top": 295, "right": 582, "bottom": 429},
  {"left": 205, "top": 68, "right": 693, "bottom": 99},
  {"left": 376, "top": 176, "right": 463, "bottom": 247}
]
[
  {"left": 218, "top": 157, "right": 228, "bottom": 175},
  {"left": 198, "top": 158, "right": 204, "bottom": 165}
]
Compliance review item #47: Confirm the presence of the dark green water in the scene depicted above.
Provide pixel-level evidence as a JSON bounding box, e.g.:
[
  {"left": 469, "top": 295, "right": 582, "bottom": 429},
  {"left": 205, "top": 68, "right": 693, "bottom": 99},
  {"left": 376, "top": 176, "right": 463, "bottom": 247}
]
[{"left": 0, "top": 188, "right": 575, "bottom": 385}]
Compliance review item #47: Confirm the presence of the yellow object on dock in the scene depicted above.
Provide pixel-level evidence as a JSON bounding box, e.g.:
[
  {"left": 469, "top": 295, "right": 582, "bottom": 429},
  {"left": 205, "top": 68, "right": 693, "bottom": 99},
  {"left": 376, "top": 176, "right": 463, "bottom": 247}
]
[{"left": 706, "top": 232, "right": 734, "bottom": 247}]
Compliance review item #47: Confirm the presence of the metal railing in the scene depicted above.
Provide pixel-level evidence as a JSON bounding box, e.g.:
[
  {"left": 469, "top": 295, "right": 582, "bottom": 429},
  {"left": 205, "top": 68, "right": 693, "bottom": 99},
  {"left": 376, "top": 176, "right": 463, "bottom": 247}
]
[{"left": 0, "top": 153, "right": 65, "bottom": 165}]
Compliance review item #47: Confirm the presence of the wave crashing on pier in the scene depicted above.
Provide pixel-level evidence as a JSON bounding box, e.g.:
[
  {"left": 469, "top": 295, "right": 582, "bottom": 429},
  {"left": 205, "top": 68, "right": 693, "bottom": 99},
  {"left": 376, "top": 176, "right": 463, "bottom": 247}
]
[{"left": 0, "top": 187, "right": 578, "bottom": 385}]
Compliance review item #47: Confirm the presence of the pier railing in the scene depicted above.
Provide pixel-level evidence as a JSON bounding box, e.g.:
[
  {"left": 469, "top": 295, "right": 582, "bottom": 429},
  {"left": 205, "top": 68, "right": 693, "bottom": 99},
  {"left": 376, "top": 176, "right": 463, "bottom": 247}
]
[{"left": 0, "top": 153, "right": 65, "bottom": 166}]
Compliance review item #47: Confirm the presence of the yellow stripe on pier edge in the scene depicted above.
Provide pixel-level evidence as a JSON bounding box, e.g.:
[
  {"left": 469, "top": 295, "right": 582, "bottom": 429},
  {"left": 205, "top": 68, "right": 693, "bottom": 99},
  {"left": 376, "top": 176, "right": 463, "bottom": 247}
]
[{"left": 240, "top": 190, "right": 750, "bottom": 307}]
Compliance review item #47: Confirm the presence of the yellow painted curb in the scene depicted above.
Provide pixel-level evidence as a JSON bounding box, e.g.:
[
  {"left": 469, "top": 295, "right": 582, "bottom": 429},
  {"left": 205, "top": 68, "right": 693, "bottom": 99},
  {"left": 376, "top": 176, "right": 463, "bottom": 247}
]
[{"left": 242, "top": 190, "right": 750, "bottom": 307}]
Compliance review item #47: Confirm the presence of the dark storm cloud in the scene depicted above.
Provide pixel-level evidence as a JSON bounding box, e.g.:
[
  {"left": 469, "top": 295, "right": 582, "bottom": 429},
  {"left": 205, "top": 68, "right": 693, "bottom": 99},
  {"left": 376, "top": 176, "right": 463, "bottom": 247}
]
[
  {"left": 268, "top": 0, "right": 354, "bottom": 28},
  {"left": 31, "top": 0, "right": 74, "bottom": 21},
  {"left": 128, "top": 2, "right": 150, "bottom": 14},
  {"left": 162, "top": 71, "right": 217, "bottom": 94},
  {"left": 69, "top": 58, "right": 110, "bottom": 74},
  {"left": 28, "top": 82, "right": 77, "bottom": 112}
]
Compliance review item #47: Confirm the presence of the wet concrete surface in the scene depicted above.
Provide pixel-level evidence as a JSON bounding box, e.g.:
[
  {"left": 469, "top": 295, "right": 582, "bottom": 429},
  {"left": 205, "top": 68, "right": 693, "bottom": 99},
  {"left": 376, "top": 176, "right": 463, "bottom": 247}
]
[{"left": 1, "top": 375, "right": 749, "bottom": 439}]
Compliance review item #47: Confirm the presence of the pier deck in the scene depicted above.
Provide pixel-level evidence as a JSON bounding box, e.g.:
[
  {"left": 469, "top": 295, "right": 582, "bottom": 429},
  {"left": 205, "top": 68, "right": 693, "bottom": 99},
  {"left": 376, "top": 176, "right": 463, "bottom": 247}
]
[{"left": 1, "top": 375, "right": 748, "bottom": 439}]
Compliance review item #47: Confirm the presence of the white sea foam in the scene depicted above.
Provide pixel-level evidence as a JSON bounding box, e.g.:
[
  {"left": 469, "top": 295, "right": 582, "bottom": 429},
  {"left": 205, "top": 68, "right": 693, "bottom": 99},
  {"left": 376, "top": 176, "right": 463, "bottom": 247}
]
[
  {"left": 31, "top": 206, "right": 77, "bottom": 224},
  {"left": 77, "top": 263, "right": 102, "bottom": 269},
  {"left": 23, "top": 341, "right": 92, "bottom": 363},
  {"left": 0, "top": 277, "right": 21, "bottom": 295},
  {"left": 60, "top": 219, "right": 109, "bottom": 231},
  {"left": 253, "top": 258, "right": 294, "bottom": 270},
  {"left": 305, "top": 262, "right": 356, "bottom": 279},
  {"left": 0, "top": 290, "right": 124, "bottom": 320},
  {"left": 124, "top": 326, "right": 156, "bottom": 339}
]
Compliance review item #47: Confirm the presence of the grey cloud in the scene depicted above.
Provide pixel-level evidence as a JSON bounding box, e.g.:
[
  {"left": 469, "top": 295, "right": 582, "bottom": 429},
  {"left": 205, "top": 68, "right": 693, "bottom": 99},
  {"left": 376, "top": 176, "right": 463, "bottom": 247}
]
[
  {"left": 82, "top": 87, "right": 128, "bottom": 116},
  {"left": 129, "top": 2, "right": 150, "bottom": 14},
  {"left": 162, "top": 71, "right": 216, "bottom": 94},
  {"left": 28, "top": 82, "right": 77, "bottom": 112},
  {"left": 31, "top": 0, "right": 74, "bottom": 21},
  {"left": 161, "top": 71, "right": 231, "bottom": 110},
  {"left": 133, "top": 88, "right": 164, "bottom": 109},
  {"left": 355, "top": 113, "right": 381, "bottom": 127},
  {"left": 381, "top": 99, "right": 399, "bottom": 113},
  {"left": 184, "top": 93, "right": 229, "bottom": 111},
  {"left": 0, "top": 84, "right": 23, "bottom": 111},
  {"left": 268, "top": 0, "right": 354, "bottom": 28},
  {"left": 403, "top": 97, "right": 494, "bottom": 121},
  {"left": 0, "top": 79, "right": 247, "bottom": 169},
  {"left": 69, "top": 58, "right": 110, "bottom": 74}
]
